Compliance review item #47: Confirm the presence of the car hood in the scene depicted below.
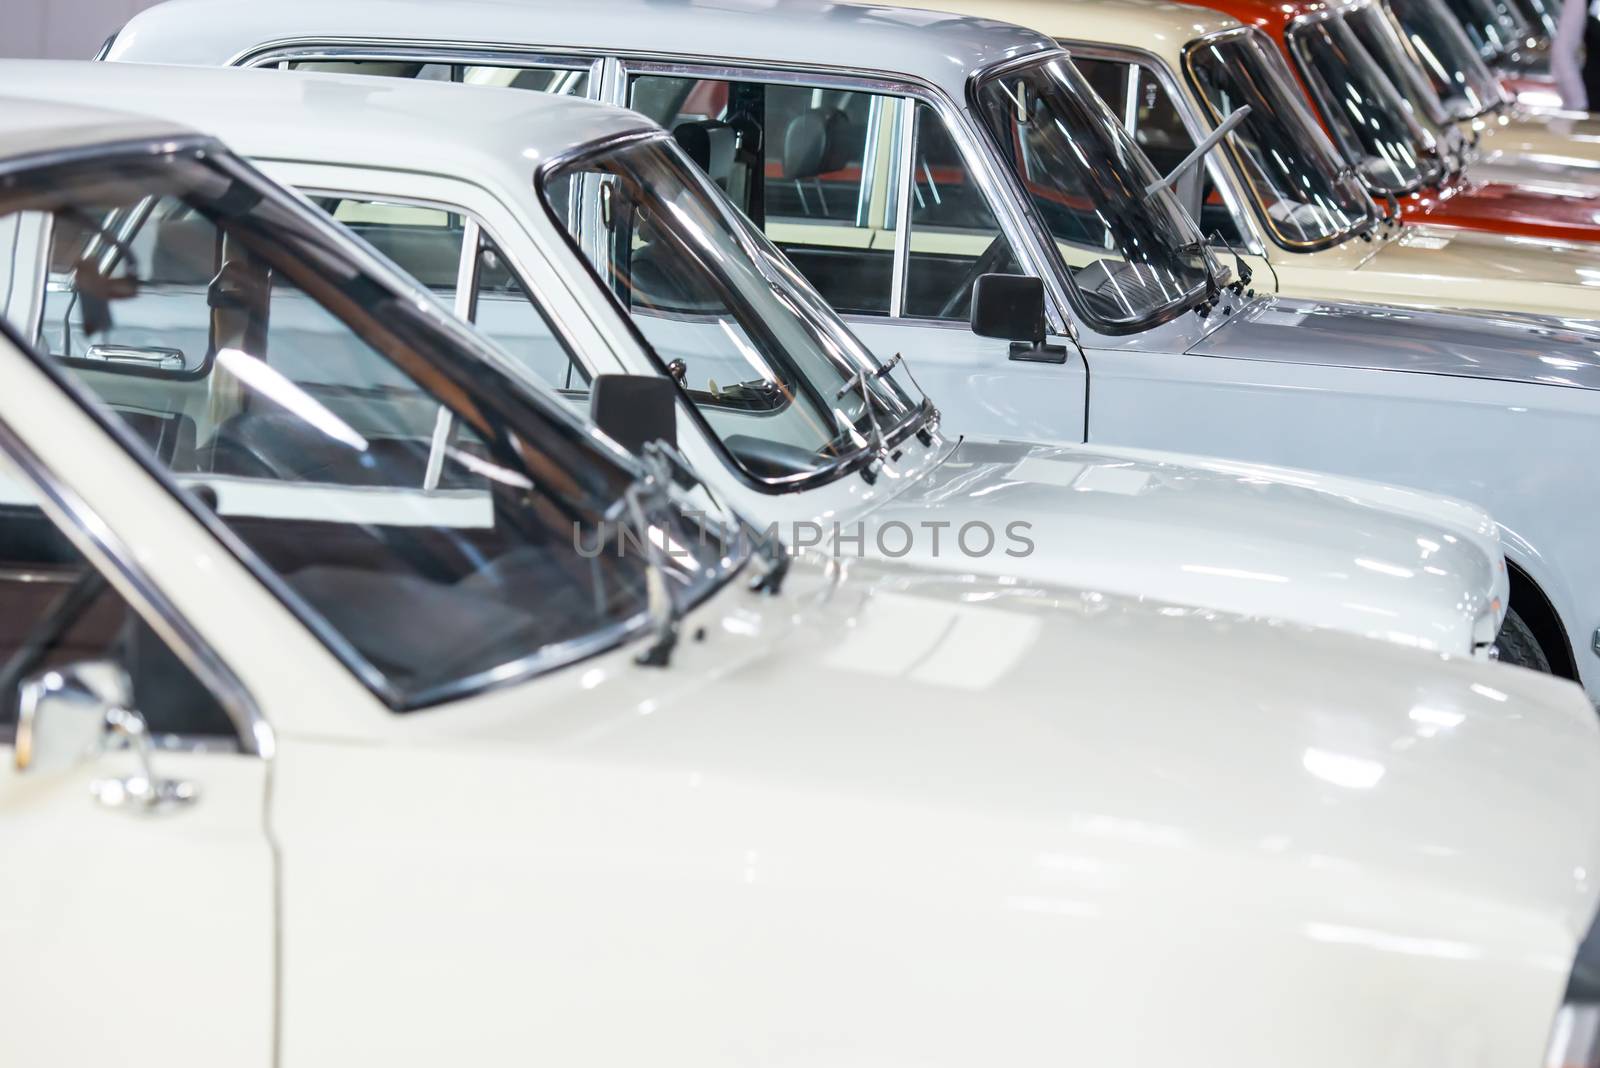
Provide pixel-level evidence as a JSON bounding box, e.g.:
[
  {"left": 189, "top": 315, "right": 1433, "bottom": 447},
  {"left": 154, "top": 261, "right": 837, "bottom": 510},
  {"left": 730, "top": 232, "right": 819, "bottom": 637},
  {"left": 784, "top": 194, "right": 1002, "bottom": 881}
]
[
  {"left": 1483, "top": 111, "right": 1600, "bottom": 169},
  {"left": 858, "top": 437, "right": 1505, "bottom": 655},
  {"left": 422, "top": 555, "right": 1600, "bottom": 1066},
  {"left": 1192, "top": 294, "right": 1600, "bottom": 393},
  {"left": 1355, "top": 225, "right": 1600, "bottom": 320},
  {"left": 1400, "top": 178, "right": 1600, "bottom": 243}
]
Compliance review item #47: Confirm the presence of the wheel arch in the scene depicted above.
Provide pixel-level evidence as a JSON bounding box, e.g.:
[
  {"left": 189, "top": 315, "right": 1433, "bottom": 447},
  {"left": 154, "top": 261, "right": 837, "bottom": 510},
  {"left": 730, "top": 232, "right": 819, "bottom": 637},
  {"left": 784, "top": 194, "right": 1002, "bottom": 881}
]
[{"left": 1506, "top": 556, "right": 1579, "bottom": 682}]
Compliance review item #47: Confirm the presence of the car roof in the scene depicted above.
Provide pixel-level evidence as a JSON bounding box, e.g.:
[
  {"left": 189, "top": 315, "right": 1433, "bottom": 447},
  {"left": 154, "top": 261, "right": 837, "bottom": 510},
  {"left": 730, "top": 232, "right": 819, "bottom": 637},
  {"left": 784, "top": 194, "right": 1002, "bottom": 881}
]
[
  {"left": 109, "top": 0, "right": 1060, "bottom": 99},
  {"left": 868, "top": 0, "right": 1242, "bottom": 62},
  {"left": 0, "top": 60, "right": 658, "bottom": 193},
  {"left": 0, "top": 93, "right": 195, "bottom": 168}
]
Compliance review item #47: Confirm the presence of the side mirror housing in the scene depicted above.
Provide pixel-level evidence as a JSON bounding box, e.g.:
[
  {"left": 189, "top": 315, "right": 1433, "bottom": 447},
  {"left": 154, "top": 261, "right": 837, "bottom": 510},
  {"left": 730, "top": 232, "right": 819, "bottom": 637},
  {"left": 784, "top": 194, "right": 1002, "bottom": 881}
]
[
  {"left": 590, "top": 374, "right": 678, "bottom": 456},
  {"left": 14, "top": 659, "right": 196, "bottom": 811},
  {"left": 15, "top": 660, "right": 130, "bottom": 775},
  {"left": 970, "top": 274, "right": 1068, "bottom": 364}
]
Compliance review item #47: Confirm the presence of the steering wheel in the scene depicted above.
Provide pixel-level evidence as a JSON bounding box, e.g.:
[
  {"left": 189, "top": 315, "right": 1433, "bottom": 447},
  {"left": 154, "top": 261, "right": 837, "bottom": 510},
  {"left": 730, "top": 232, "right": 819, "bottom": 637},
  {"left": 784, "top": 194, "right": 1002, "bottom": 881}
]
[{"left": 937, "top": 233, "right": 1016, "bottom": 320}]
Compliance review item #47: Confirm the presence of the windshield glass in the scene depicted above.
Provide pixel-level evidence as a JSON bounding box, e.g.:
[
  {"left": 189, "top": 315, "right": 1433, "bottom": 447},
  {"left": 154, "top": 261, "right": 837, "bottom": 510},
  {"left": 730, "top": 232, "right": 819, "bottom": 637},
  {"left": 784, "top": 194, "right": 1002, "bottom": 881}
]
[
  {"left": 538, "top": 136, "right": 921, "bottom": 489},
  {"left": 1439, "top": 0, "right": 1529, "bottom": 59},
  {"left": 1186, "top": 30, "right": 1376, "bottom": 248},
  {"left": 972, "top": 55, "right": 1215, "bottom": 332},
  {"left": 0, "top": 146, "right": 738, "bottom": 709},
  {"left": 1345, "top": 4, "right": 1455, "bottom": 137},
  {"left": 1386, "top": 0, "right": 1509, "bottom": 118},
  {"left": 1289, "top": 13, "right": 1443, "bottom": 193}
]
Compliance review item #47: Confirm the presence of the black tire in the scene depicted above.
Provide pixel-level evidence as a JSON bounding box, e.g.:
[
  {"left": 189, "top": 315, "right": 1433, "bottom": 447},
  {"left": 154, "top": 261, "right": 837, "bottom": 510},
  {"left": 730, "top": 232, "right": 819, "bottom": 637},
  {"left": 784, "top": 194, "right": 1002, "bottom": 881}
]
[{"left": 1496, "top": 607, "right": 1553, "bottom": 674}]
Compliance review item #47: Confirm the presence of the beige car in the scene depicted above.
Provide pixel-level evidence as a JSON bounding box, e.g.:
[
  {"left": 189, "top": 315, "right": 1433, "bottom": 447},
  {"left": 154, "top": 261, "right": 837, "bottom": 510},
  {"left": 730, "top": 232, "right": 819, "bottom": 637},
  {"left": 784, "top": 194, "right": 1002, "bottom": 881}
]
[{"left": 872, "top": 0, "right": 1600, "bottom": 321}]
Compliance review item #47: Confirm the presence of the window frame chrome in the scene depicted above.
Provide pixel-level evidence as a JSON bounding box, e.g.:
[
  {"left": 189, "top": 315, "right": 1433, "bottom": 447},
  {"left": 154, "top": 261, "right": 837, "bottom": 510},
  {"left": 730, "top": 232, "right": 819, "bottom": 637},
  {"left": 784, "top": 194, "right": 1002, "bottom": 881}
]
[{"left": 238, "top": 41, "right": 607, "bottom": 99}]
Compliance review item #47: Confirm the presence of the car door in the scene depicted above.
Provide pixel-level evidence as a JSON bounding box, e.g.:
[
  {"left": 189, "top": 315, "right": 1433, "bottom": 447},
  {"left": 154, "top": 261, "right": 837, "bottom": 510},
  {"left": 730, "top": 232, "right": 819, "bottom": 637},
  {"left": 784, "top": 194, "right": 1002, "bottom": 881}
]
[
  {"left": 0, "top": 340, "right": 275, "bottom": 1068},
  {"left": 618, "top": 65, "right": 1089, "bottom": 445}
]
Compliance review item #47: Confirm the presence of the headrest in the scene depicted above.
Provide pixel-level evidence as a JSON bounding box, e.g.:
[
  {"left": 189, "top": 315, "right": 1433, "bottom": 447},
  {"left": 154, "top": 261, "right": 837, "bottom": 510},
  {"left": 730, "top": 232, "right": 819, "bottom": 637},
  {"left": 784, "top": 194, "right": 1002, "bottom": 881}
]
[
  {"left": 672, "top": 120, "right": 740, "bottom": 187},
  {"left": 781, "top": 107, "right": 852, "bottom": 180}
]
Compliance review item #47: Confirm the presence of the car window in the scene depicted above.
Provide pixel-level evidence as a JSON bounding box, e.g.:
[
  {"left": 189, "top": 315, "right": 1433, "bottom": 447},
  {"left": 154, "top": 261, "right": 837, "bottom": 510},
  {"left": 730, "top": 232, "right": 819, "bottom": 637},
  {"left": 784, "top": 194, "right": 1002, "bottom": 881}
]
[
  {"left": 0, "top": 149, "right": 732, "bottom": 710},
  {"left": 1074, "top": 56, "right": 1245, "bottom": 248},
  {"left": 285, "top": 58, "right": 591, "bottom": 96},
  {"left": 0, "top": 450, "right": 235, "bottom": 740},
  {"left": 902, "top": 103, "right": 1021, "bottom": 320},
  {"left": 628, "top": 74, "right": 903, "bottom": 317},
  {"left": 315, "top": 196, "right": 590, "bottom": 392}
]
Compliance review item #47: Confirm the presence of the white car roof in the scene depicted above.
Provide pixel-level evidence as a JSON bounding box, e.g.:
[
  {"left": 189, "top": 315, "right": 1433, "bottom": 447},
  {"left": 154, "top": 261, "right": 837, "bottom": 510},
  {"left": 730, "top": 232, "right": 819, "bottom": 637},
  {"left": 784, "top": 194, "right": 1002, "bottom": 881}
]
[
  {"left": 109, "top": 0, "right": 1060, "bottom": 99},
  {"left": 0, "top": 93, "right": 194, "bottom": 166},
  {"left": 0, "top": 60, "right": 657, "bottom": 186}
]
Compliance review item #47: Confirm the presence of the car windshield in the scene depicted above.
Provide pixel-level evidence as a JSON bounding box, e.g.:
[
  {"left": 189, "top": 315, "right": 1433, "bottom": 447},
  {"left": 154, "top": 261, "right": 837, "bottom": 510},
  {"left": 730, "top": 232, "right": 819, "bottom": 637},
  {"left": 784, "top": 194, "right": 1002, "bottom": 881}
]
[
  {"left": 1438, "top": 0, "right": 1530, "bottom": 60},
  {"left": 538, "top": 135, "right": 921, "bottom": 489},
  {"left": 1345, "top": 4, "right": 1455, "bottom": 138},
  {"left": 1386, "top": 0, "right": 1509, "bottom": 118},
  {"left": 1289, "top": 13, "right": 1443, "bottom": 193},
  {"left": 1186, "top": 30, "right": 1376, "bottom": 248},
  {"left": 0, "top": 145, "right": 740, "bottom": 708},
  {"left": 972, "top": 55, "right": 1216, "bottom": 332}
]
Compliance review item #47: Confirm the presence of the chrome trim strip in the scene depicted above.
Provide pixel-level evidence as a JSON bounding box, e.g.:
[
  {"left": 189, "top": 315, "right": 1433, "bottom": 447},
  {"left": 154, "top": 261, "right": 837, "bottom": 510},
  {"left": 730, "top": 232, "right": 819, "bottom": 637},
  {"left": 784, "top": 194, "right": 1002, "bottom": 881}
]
[
  {"left": 0, "top": 385, "right": 269, "bottom": 758},
  {"left": 888, "top": 99, "right": 916, "bottom": 318},
  {"left": 856, "top": 94, "right": 884, "bottom": 230}
]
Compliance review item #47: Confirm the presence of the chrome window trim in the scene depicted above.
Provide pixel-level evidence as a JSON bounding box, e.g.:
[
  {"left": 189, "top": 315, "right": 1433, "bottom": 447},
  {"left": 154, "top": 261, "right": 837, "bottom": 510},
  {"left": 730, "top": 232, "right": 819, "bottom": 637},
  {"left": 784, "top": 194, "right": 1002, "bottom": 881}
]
[
  {"left": 237, "top": 41, "right": 607, "bottom": 97},
  {"left": 887, "top": 100, "right": 916, "bottom": 318},
  {"left": 1181, "top": 25, "right": 1379, "bottom": 252},
  {"left": 0, "top": 357, "right": 268, "bottom": 758},
  {"left": 1061, "top": 39, "right": 1266, "bottom": 257}
]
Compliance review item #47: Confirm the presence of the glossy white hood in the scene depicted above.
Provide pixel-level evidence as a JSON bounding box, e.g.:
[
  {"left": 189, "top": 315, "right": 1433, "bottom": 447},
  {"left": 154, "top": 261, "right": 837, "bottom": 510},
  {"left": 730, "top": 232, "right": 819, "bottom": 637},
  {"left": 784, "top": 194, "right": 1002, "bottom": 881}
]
[
  {"left": 860, "top": 438, "right": 1507, "bottom": 655},
  {"left": 325, "top": 556, "right": 1600, "bottom": 1068}
]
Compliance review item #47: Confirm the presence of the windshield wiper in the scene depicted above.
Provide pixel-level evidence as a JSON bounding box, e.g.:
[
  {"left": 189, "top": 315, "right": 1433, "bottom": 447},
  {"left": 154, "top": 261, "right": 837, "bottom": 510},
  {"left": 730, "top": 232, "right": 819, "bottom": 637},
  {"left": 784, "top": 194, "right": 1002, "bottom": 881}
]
[{"left": 1144, "top": 105, "right": 1251, "bottom": 200}]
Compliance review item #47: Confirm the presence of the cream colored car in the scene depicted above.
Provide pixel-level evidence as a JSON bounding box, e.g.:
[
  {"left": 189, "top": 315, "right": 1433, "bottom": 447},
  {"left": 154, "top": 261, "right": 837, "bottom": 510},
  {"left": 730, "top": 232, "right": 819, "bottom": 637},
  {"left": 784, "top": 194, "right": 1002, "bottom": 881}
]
[{"left": 870, "top": 0, "right": 1600, "bottom": 321}]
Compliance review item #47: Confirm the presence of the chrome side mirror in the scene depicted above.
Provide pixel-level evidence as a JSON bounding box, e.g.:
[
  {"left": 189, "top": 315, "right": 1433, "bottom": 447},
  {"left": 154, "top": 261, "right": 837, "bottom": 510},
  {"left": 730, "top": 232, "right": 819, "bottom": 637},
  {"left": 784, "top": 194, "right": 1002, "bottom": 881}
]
[{"left": 15, "top": 660, "right": 196, "bottom": 812}]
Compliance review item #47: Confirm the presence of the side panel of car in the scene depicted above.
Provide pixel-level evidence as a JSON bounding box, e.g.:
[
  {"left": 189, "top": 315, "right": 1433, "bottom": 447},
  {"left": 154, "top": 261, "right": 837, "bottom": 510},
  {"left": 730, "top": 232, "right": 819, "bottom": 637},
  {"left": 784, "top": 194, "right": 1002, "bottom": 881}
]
[{"left": 1081, "top": 346, "right": 1598, "bottom": 688}]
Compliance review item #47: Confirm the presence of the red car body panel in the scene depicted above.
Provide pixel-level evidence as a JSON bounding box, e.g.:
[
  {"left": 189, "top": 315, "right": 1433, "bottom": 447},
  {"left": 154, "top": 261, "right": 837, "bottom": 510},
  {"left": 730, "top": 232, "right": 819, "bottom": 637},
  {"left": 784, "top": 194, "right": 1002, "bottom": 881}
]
[{"left": 1200, "top": 0, "right": 1600, "bottom": 242}]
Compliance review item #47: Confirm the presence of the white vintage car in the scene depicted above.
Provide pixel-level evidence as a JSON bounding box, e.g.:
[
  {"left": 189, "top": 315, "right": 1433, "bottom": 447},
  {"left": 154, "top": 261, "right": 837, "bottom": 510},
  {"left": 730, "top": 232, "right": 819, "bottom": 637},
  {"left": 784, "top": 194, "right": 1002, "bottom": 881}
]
[
  {"left": 104, "top": 0, "right": 1600, "bottom": 701},
  {"left": 0, "top": 62, "right": 1520, "bottom": 667},
  {"left": 1, "top": 91, "right": 1600, "bottom": 1068}
]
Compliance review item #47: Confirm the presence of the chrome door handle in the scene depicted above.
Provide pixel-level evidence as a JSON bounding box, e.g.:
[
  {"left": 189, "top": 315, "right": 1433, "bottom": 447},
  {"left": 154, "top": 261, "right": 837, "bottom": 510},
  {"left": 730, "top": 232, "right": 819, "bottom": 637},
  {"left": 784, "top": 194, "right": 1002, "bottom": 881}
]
[{"left": 83, "top": 344, "right": 185, "bottom": 371}]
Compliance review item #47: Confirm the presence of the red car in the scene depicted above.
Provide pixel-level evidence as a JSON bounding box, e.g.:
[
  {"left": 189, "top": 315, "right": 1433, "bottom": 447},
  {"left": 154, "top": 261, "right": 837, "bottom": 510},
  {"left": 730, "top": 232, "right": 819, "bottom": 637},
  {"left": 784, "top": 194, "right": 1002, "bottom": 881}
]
[{"left": 1202, "top": 0, "right": 1600, "bottom": 242}]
